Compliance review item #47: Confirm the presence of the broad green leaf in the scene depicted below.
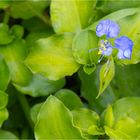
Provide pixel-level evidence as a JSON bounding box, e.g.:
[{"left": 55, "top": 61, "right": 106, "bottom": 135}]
[
  {"left": 55, "top": 89, "right": 83, "bottom": 110},
  {"left": 51, "top": 0, "right": 96, "bottom": 33},
  {"left": 98, "top": 57, "right": 115, "bottom": 98},
  {"left": 0, "top": 91, "right": 8, "bottom": 110},
  {"left": 0, "top": 56, "right": 10, "bottom": 91},
  {"left": 30, "top": 103, "right": 43, "bottom": 123},
  {"left": 72, "top": 108, "right": 103, "bottom": 136},
  {"left": 35, "top": 95, "right": 84, "bottom": 139},
  {"left": 0, "top": 23, "right": 14, "bottom": 45},
  {"left": 111, "top": 63, "right": 140, "bottom": 97},
  {"left": 102, "top": 97, "right": 140, "bottom": 139},
  {"left": 10, "top": 0, "right": 50, "bottom": 19},
  {"left": 72, "top": 30, "right": 99, "bottom": 65},
  {"left": 22, "top": 17, "right": 52, "bottom": 32},
  {"left": 0, "top": 39, "right": 32, "bottom": 86},
  {"left": 26, "top": 31, "right": 53, "bottom": 48},
  {"left": 96, "top": 0, "right": 140, "bottom": 13},
  {"left": 0, "top": 1, "right": 11, "bottom": 8},
  {"left": 26, "top": 34, "right": 80, "bottom": 80},
  {"left": 14, "top": 74, "right": 65, "bottom": 97},
  {"left": 0, "top": 108, "right": 8, "bottom": 127},
  {"left": 0, "top": 129, "right": 18, "bottom": 139}
]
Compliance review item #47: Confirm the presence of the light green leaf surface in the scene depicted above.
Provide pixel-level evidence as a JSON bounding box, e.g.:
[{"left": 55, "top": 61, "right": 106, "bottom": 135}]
[
  {"left": 14, "top": 74, "right": 65, "bottom": 97},
  {"left": 98, "top": 57, "right": 115, "bottom": 98},
  {"left": 35, "top": 95, "right": 84, "bottom": 139},
  {"left": 96, "top": 0, "right": 140, "bottom": 13},
  {"left": 51, "top": 0, "right": 96, "bottom": 33},
  {"left": 0, "top": 108, "right": 8, "bottom": 127},
  {"left": 102, "top": 97, "right": 140, "bottom": 139},
  {"left": 72, "top": 108, "right": 103, "bottom": 136},
  {"left": 55, "top": 89, "right": 83, "bottom": 110},
  {"left": 26, "top": 34, "right": 80, "bottom": 80},
  {"left": 0, "top": 39, "right": 32, "bottom": 86},
  {"left": 10, "top": 0, "right": 49, "bottom": 19},
  {"left": 72, "top": 30, "right": 99, "bottom": 65},
  {"left": 30, "top": 103, "right": 43, "bottom": 123},
  {"left": 0, "top": 56, "right": 10, "bottom": 91},
  {"left": 0, "top": 23, "right": 14, "bottom": 45},
  {"left": 0, "top": 129, "right": 18, "bottom": 139},
  {"left": 0, "top": 91, "right": 8, "bottom": 110}
]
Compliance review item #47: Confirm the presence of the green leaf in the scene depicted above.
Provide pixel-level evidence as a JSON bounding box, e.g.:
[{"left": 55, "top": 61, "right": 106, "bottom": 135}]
[
  {"left": 0, "top": 1, "right": 11, "bottom": 9},
  {"left": 10, "top": 0, "right": 50, "bottom": 19},
  {"left": 30, "top": 103, "right": 43, "bottom": 123},
  {"left": 96, "top": 0, "right": 140, "bottom": 13},
  {"left": 0, "top": 91, "right": 8, "bottom": 110},
  {"left": 0, "top": 39, "right": 32, "bottom": 86},
  {"left": 0, "top": 56, "right": 10, "bottom": 91},
  {"left": 0, "top": 108, "right": 8, "bottom": 127},
  {"left": 55, "top": 89, "right": 83, "bottom": 110},
  {"left": 72, "top": 108, "right": 103, "bottom": 136},
  {"left": 51, "top": 0, "right": 96, "bottom": 33},
  {"left": 35, "top": 95, "right": 84, "bottom": 139},
  {"left": 88, "top": 125, "right": 105, "bottom": 136},
  {"left": 26, "top": 30, "right": 54, "bottom": 48},
  {"left": 26, "top": 34, "right": 80, "bottom": 80},
  {"left": 102, "top": 97, "right": 140, "bottom": 139},
  {"left": 0, "top": 23, "right": 14, "bottom": 45},
  {"left": 98, "top": 57, "right": 115, "bottom": 98},
  {"left": 10, "top": 25, "right": 24, "bottom": 39},
  {"left": 83, "top": 63, "right": 96, "bottom": 75},
  {"left": 111, "top": 63, "right": 140, "bottom": 97},
  {"left": 72, "top": 30, "right": 99, "bottom": 65},
  {"left": 14, "top": 74, "right": 65, "bottom": 97},
  {"left": 0, "top": 129, "right": 18, "bottom": 139},
  {"left": 88, "top": 8, "right": 140, "bottom": 31},
  {"left": 102, "top": 105, "right": 114, "bottom": 128}
]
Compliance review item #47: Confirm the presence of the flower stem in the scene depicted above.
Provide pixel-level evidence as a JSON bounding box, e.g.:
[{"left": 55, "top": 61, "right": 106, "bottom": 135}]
[{"left": 16, "top": 93, "right": 34, "bottom": 131}]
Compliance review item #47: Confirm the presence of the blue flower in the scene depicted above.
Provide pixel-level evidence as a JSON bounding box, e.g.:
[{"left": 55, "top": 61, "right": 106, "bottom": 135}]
[
  {"left": 115, "top": 36, "right": 133, "bottom": 59},
  {"left": 96, "top": 19, "right": 120, "bottom": 38},
  {"left": 90, "top": 19, "right": 134, "bottom": 62},
  {"left": 98, "top": 40, "right": 112, "bottom": 56}
]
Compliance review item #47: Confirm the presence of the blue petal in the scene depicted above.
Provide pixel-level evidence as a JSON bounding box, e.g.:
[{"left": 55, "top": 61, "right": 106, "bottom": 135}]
[
  {"left": 96, "top": 19, "right": 120, "bottom": 38},
  {"left": 103, "top": 47, "right": 112, "bottom": 56},
  {"left": 115, "top": 36, "right": 133, "bottom": 59}
]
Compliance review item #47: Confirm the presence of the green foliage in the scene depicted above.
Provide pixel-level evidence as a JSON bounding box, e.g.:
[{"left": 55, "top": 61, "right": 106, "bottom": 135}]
[
  {"left": 55, "top": 89, "right": 83, "bottom": 110},
  {"left": 51, "top": 0, "right": 96, "bottom": 33},
  {"left": 102, "top": 97, "right": 140, "bottom": 139},
  {"left": 0, "top": 0, "right": 140, "bottom": 139},
  {"left": 26, "top": 33, "right": 80, "bottom": 80},
  {"left": 35, "top": 95, "right": 84, "bottom": 139}
]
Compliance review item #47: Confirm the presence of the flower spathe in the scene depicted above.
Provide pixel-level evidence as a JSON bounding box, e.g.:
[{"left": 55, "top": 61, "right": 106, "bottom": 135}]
[{"left": 95, "top": 19, "right": 133, "bottom": 61}]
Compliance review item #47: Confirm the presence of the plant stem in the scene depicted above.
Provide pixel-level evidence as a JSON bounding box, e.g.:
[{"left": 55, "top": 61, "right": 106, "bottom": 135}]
[{"left": 16, "top": 93, "right": 34, "bottom": 132}]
